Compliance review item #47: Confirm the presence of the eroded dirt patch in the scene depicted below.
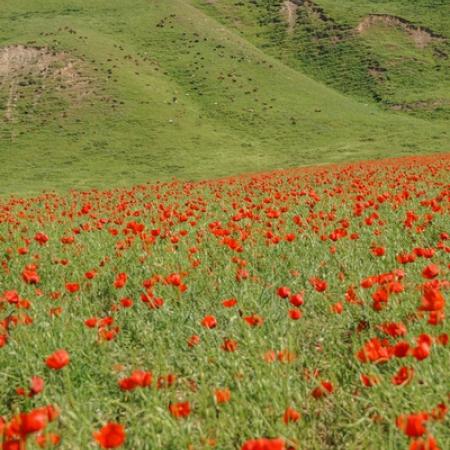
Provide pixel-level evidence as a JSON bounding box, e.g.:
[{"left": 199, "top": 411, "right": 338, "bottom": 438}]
[
  {"left": 281, "top": 1, "right": 299, "bottom": 34},
  {"left": 0, "top": 45, "right": 94, "bottom": 122},
  {"left": 356, "top": 14, "right": 445, "bottom": 49}
]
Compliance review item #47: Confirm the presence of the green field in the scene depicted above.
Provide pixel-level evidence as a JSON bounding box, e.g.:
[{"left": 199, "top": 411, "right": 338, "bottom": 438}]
[{"left": 0, "top": 0, "right": 449, "bottom": 195}]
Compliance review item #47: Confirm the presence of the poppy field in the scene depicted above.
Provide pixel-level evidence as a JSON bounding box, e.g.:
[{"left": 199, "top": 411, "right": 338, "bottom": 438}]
[{"left": 0, "top": 154, "right": 449, "bottom": 449}]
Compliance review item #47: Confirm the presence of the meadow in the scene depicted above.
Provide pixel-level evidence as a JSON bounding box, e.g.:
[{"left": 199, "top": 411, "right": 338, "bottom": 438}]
[
  {"left": 0, "top": 154, "right": 448, "bottom": 449},
  {"left": 1, "top": 1, "right": 449, "bottom": 449},
  {"left": 0, "top": 0, "right": 449, "bottom": 194}
]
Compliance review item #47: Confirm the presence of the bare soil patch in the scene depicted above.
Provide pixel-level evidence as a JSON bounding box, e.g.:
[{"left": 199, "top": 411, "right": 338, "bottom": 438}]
[
  {"left": 0, "top": 45, "right": 94, "bottom": 122},
  {"left": 356, "top": 14, "right": 445, "bottom": 49},
  {"left": 280, "top": 1, "right": 299, "bottom": 34}
]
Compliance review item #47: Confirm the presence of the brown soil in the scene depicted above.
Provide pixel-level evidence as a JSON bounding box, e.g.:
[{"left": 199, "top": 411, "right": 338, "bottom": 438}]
[
  {"left": 281, "top": 1, "right": 299, "bottom": 34},
  {"left": 390, "top": 99, "right": 449, "bottom": 112},
  {"left": 356, "top": 14, "right": 445, "bottom": 49},
  {"left": 0, "top": 45, "right": 93, "bottom": 122}
]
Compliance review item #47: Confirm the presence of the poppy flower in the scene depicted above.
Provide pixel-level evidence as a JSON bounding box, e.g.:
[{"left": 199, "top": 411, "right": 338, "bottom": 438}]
[
  {"left": 19, "top": 408, "right": 49, "bottom": 436},
  {"left": 34, "top": 232, "right": 49, "bottom": 245},
  {"left": 371, "top": 246, "right": 385, "bottom": 257},
  {"left": 378, "top": 322, "right": 407, "bottom": 338},
  {"left": 120, "top": 297, "right": 133, "bottom": 308},
  {"left": 392, "top": 366, "right": 414, "bottom": 386},
  {"left": 277, "top": 286, "right": 291, "bottom": 299},
  {"left": 45, "top": 349, "right": 70, "bottom": 370},
  {"left": 422, "top": 264, "right": 439, "bottom": 279},
  {"left": 118, "top": 370, "right": 152, "bottom": 391},
  {"left": 94, "top": 422, "right": 126, "bottom": 448},
  {"left": 419, "top": 287, "right": 445, "bottom": 312},
  {"left": 360, "top": 373, "right": 380, "bottom": 387},
  {"left": 394, "top": 341, "right": 411, "bottom": 358},
  {"left": 289, "top": 293, "right": 304, "bottom": 307},
  {"left": 412, "top": 343, "right": 431, "bottom": 361},
  {"left": 36, "top": 432, "right": 61, "bottom": 448},
  {"left": 221, "top": 338, "right": 238, "bottom": 352},
  {"left": 169, "top": 401, "right": 191, "bottom": 418},
  {"left": 396, "top": 413, "right": 428, "bottom": 438},
  {"left": 156, "top": 374, "right": 176, "bottom": 389},
  {"left": 22, "top": 266, "right": 40, "bottom": 284},
  {"left": 114, "top": 273, "right": 127, "bottom": 289},
  {"left": 283, "top": 407, "right": 301, "bottom": 424},
  {"left": 201, "top": 315, "right": 217, "bottom": 329},
  {"left": 29, "top": 376, "right": 45, "bottom": 396},
  {"left": 85, "top": 317, "right": 98, "bottom": 328},
  {"left": 357, "top": 338, "right": 393, "bottom": 363},
  {"left": 187, "top": 335, "right": 201, "bottom": 348},
  {"left": 0, "top": 335, "right": 8, "bottom": 348},
  {"left": 409, "top": 435, "right": 440, "bottom": 450},
  {"left": 214, "top": 388, "right": 231, "bottom": 404},
  {"left": 288, "top": 309, "right": 302, "bottom": 320},
  {"left": 331, "top": 302, "right": 343, "bottom": 314},
  {"left": 309, "top": 277, "right": 327, "bottom": 292},
  {"left": 65, "top": 283, "right": 79, "bottom": 294},
  {"left": 312, "top": 380, "right": 334, "bottom": 399},
  {"left": 222, "top": 298, "right": 237, "bottom": 308},
  {"left": 244, "top": 314, "right": 264, "bottom": 327},
  {"left": 241, "top": 438, "right": 285, "bottom": 450}
]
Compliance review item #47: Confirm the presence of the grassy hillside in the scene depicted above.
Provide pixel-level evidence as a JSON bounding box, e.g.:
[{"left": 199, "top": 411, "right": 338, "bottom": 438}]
[
  {"left": 195, "top": 0, "right": 450, "bottom": 117},
  {"left": 0, "top": 0, "right": 449, "bottom": 195}
]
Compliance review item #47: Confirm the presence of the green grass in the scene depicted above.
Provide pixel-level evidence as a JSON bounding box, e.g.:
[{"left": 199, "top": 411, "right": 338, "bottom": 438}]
[
  {"left": 0, "top": 155, "right": 448, "bottom": 449},
  {"left": 194, "top": 0, "right": 450, "bottom": 117},
  {"left": 0, "top": 0, "right": 449, "bottom": 195}
]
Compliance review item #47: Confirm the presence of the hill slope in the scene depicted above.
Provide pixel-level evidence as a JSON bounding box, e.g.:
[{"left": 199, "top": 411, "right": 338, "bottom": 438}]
[{"left": 0, "top": 0, "right": 449, "bottom": 194}]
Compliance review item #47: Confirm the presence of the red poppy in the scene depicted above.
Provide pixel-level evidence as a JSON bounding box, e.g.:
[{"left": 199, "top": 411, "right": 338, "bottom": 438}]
[
  {"left": 394, "top": 341, "right": 411, "bottom": 358},
  {"left": 34, "top": 232, "right": 49, "bottom": 245},
  {"left": 120, "top": 297, "right": 133, "bottom": 308},
  {"left": 357, "top": 338, "right": 393, "bottom": 364},
  {"left": 312, "top": 380, "right": 334, "bottom": 399},
  {"left": 277, "top": 286, "right": 291, "bottom": 299},
  {"left": 187, "top": 335, "right": 201, "bottom": 348},
  {"left": 409, "top": 435, "right": 440, "bottom": 450},
  {"left": 201, "top": 315, "right": 217, "bottom": 329},
  {"left": 309, "top": 277, "right": 327, "bottom": 292},
  {"left": 19, "top": 408, "right": 49, "bottom": 436},
  {"left": 222, "top": 298, "right": 237, "bottom": 308},
  {"left": 118, "top": 370, "right": 152, "bottom": 391},
  {"left": 289, "top": 293, "right": 304, "bottom": 307},
  {"left": 283, "top": 407, "right": 301, "bottom": 424},
  {"left": 241, "top": 438, "right": 285, "bottom": 450},
  {"left": 244, "top": 314, "right": 264, "bottom": 327},
  {"left": 214, "top": 388, "right": 231, "bottom": 404},
  {"left": 221, "top": 338, "right": 238, "bottom": 352},
  {"left": 29, "top": 376, "right": 45, "bottom": 396},
  {"left": 392, "top": 366, "right": 414, "bottom": 386},
  {"left": 422, "top": 264, "right": 440, "bottom": 279},
  {"left": 396, "top": 413, "right": 428, "bottom": 438},
  {"left": 36, "top": 432, "right": 61, "bottom": 448},
  {"left": 114, "top": 272, "right": 127, "bottom": 289},
  {"left": 378, "top": 322, "right": 407, "bottom": 338},
  {"left": 94, "top": 422, "right": 126, "bottom": 448},
  {"left": 419, "top": 287, "right": 445, "bottom": 311},
  {"left": 65, "top": 283, "right": 80, "bottom": 294},
  {"left": 169, "top": 401, "right": 191, "bottom": 418},
  {"left": 85, "top": 317, "right": 99, "bottom": 328},
  {"left": 359, "top": 373, "right": 380, "bottom": 387},
  {"left": 371, "top": 246, "right": 385, "bottom": 257},
  {"left": 331, "top": 302, "right": 343, "bottom": 314},
  {"left": 288, "top": 308, "right": 302, "bottom": 320},
  {"left": 45, "top": 349, "right": 70, "bottom": 370}
]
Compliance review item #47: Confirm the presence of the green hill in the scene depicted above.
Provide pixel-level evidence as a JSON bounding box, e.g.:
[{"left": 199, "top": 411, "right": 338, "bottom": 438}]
[{"left": 0, "top": 0, "right": 449, "bottom": 194}]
